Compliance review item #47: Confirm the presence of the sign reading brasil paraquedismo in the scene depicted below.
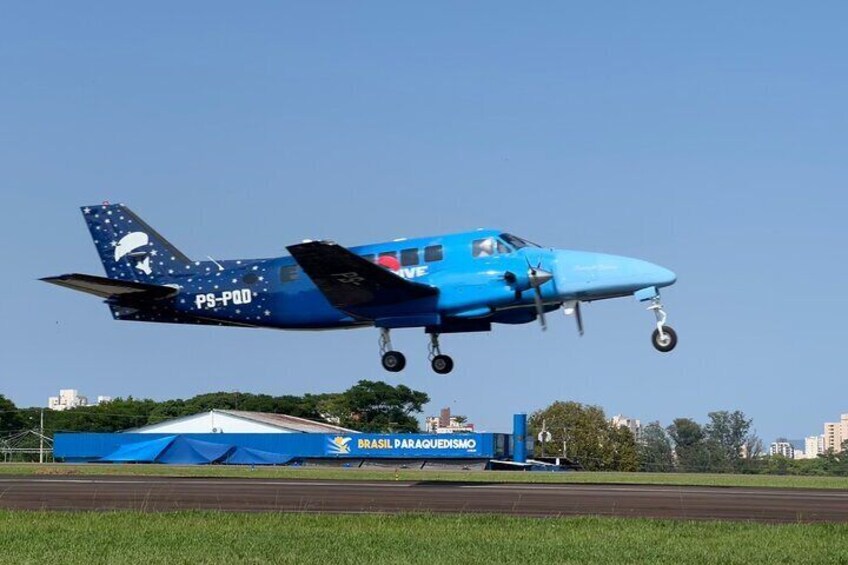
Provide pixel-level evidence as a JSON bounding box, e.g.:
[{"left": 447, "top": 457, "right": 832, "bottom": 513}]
[{"left": 325, "top": 434, "right": 485, "bottom": 457}]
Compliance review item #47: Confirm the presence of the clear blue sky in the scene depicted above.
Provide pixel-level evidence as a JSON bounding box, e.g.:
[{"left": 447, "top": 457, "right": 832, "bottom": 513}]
[{"left": 2, "top": 2, "right": 846, "bottom": 444}]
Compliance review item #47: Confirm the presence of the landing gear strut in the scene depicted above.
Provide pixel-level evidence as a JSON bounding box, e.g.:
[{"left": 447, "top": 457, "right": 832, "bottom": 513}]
[
  {"left": 379, "top": 328, "right": 406, "bottom": 372},
  {"left": 428, "top": 333, "right": 454, "bottom": 374},
  {"left": 647, "top": 297, "right": 677, "bottom": 353}
]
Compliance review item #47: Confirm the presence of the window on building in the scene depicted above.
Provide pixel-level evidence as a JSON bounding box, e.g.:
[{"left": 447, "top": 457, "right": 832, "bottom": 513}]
[
  {"left": 279, "top": 265, "right": 299, "bottom": 283},
  {"left": 424, "top": 245, "right": 443, "bottom": 262},
  {"left": 400, "top": 248, "right": 419, "bottom": 266}
]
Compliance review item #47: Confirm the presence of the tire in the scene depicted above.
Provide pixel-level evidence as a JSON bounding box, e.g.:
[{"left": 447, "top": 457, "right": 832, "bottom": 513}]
[
  {"left": 431, "top": 355, "right": 454, "bottom": 374},
  {"left": 381, "top": 351, "right": 406, "bottom": 372},
  {"left": 652, "top": 326, "right": 678, "bottom": 353}
]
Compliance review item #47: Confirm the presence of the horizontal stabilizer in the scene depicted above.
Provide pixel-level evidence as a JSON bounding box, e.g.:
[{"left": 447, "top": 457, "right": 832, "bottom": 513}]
[
  {"left": 41, "top": 273, "right": 179, "bottom": 301},
  {"left": 287, "top": 241, "right": 438, "bottom": 311}
]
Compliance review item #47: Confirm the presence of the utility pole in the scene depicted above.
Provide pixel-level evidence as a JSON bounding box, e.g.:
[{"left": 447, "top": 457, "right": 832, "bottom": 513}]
[{"left": 39, "top": 409, "right": 44, "bottom": 464}]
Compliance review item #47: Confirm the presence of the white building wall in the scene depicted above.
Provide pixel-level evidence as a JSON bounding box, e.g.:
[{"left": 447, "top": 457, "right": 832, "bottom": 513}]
[{"left": 137, "top": 412, "right": 293, "bottom": 434}]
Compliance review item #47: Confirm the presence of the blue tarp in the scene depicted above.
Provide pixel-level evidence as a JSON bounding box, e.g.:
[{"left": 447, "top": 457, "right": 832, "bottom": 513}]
[
  {"left": 157, "top": 436, "right": 234, "bottom": 465},
  {"left": 98, "top": 435, "right": 293, "bottom": 465},
  {"left": 224, "top": 446, "right": 294, "bottom": 466},
  {"left": 99, "top": 435, "right": 176, "bottom": 463}
]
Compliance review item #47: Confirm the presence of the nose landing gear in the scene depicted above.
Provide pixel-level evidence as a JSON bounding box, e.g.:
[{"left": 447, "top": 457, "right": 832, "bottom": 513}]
[
  {"left": 428, "top": 333, "right": 454, "bottom": 374},
  {"left": 379, "top": 328, "right": 406, "bottom": 372},
  {"left": 647, "top": 297, "right": 677, "bottom": 353}
]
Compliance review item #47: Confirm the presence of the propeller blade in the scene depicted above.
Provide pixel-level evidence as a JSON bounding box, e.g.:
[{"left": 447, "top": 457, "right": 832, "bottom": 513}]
[
  {"left": 533, "top": 285, "right": 547, "bottom": 330},
  {"left": 575, "top": 301, "right": 584, "bottom": 336},
  {"left": 526, "top": 261, "right": 553, "bottom": 331}
]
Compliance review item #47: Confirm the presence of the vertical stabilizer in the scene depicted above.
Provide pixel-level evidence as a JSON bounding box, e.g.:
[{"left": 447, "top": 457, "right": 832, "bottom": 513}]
[{"left": 81, "top": 203, "right": 192, "bottom": 283}]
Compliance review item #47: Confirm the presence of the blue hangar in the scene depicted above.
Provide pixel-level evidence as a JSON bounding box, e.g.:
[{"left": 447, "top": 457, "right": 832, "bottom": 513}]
[{"left": 53, "top": 410, "right": 527, "bottom": 469}]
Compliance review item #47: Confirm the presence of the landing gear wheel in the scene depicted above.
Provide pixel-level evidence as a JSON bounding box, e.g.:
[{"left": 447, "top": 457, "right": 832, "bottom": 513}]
[
  {"left": 652, "top": 326, "right": 678, "bottom": 353},
  {"left": 431, "top": 355, "right": 454, "bottom": 375},
  {"left": 381, "top": 351, "right": 406, "bottom": 372}
]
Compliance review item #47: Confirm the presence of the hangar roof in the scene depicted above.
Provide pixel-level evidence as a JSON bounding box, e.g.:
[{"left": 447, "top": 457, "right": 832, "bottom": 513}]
[{"left": 126, "top": 409, "right": 357, "bottom": 434}]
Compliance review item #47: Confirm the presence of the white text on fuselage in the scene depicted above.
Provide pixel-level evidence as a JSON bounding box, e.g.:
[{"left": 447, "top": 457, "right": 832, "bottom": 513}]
[{"left": 194, "top": 289, "right": 253, "bottom": 310}]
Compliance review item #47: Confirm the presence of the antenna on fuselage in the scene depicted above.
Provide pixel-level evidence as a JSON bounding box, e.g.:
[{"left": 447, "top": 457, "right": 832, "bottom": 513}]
[{"left": 207, "top": 256, "right": 225, "bottom": 272}]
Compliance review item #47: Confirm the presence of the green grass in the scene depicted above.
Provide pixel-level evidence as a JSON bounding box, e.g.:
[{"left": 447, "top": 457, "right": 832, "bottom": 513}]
[
  {"left": 0, "top": 511, "right": 845, "bottom": 564},
  {"left": 2, "top": 462, "right": 848, "bottom": 490}
]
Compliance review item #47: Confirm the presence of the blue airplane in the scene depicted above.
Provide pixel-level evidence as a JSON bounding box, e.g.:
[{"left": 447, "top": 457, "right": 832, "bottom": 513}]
[{"left": 43, "top": 204, "right": 678, "bottom": 374}]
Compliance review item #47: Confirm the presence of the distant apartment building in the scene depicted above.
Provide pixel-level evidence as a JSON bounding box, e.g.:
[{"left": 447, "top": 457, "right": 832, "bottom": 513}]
[
  {"left": 425, "top": 407, "right": 474, "bottom": 434},
  {"left": 769, "top": 441, "right": 794, "bottom": 459},
  {"left": 47, "top": 389, "right": 111, "bottom": 411},
  {"left": 823, "top": 414, "right": 848, "bottom": 453},
  {"left": 611, "top": 414, "right": 642, "bottom": 443},
  {"left": 800, "top": 435, "right": 825, "bottom": 460}
]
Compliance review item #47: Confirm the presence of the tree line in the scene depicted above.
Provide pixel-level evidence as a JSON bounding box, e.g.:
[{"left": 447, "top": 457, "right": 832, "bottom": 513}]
[
  {"left": 530, "top": 401, "right": 848, "bottom": 476},
  {"left": 0, "top": 380, "right": 429, "bottom": 438}
]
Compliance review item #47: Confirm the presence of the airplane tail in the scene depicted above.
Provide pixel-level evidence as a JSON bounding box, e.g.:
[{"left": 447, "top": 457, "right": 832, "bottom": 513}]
[{"left": 81, "top": 203, "right": 193, "bottom": 282}]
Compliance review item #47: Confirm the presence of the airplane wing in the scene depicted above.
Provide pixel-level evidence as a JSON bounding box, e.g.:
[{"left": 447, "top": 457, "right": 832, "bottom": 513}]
[
  {"left": 287, "top": 241, "right": 438, "bottom": 311},
  {"left": 41, "top": 273, "right": 179, "bottom": 301}
]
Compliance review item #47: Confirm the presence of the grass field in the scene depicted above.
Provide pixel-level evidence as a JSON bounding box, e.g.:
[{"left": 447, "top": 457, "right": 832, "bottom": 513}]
[
  {"left": 1, "top": 511, "right": 846, "bottom": 564},
  {"left": 2, "top": 462, "right": 848, "bottom": 490}
]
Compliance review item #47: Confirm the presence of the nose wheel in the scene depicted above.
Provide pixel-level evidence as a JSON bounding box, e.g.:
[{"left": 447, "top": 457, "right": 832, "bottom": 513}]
[
  {"left": 379, "top": 329, "right": 406, "bottom": 372},
  {"left": 428, "top": 333, "right": 454, "bottom": 374},
  {"left": 647, "top": 297, "right": 677, "bottom": 353}
]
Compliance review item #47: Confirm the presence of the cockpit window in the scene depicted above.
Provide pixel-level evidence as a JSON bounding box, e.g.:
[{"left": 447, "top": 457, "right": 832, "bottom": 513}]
[
  {"left": 500, "top": 233, "right": 541, "bottom": 249},
  {"left": 472, "top": 237, "right": 503, "bottom": 258}
]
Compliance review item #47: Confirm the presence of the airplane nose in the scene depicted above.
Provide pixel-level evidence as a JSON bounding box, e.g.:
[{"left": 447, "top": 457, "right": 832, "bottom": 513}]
[{"left": 651, "top": 265, "right": 677, "bottom": 288}]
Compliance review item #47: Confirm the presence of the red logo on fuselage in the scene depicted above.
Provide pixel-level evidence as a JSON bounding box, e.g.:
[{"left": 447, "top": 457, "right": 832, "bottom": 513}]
[{"left": 377, "top": 255, "right": 401, "bottom": 271}]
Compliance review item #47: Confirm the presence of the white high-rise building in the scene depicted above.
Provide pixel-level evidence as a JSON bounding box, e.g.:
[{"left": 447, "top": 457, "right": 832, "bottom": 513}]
[
  {"left": 48, "top": 389, "right": 89, "bottom": 411},
  {"left": 611, "top": 414, "right": 642, "bottom": 443},
  {"left": 801, "top": 435, "right": 825, "bottom": 459},
  {"left": 47, "top": 389, "right": 112, "bottom": 411},
  {"left": 769, "top": 441, "right": 794, "bottom": 459}
]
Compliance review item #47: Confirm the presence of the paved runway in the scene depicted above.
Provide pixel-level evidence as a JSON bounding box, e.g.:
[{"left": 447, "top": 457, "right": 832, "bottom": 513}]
[{"left": 1, "top": 476, "right": 847, "bottom": 522}]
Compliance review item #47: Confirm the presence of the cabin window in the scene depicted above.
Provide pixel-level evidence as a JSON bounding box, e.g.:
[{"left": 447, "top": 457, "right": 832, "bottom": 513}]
[
  {"left": 279, "top": 265, "right": 299, "bottom": 283},
  {"left": 243, "top": 273, "right": 259, "bottom": 285},
  {"left": 497, "top": 240, "right": 511, "bottom": 254},
  {"left": 424, "top": 245, "right": 443, "bottom": 262},
  {"left": 400, "top": 248, "right": 419, "bottom": 266},
  {"left": 360, "top": 254, "right": 375, "bottom": 263}
]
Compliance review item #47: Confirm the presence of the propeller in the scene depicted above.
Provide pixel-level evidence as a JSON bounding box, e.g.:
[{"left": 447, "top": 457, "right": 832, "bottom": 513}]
[
  {"left": 563, "top": 300, "right": 584, "bottom": 336},
  {"left": 527, "top": 260, "right": 553, "bottom": 331}
]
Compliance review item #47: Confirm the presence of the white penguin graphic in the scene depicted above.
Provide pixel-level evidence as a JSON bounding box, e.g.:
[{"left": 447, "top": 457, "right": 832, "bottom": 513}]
[{"left": 114, "top": 232, "right": 153, "bottom": 275}]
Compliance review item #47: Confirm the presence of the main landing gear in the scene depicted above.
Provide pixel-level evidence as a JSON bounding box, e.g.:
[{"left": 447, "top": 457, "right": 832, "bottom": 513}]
[
  {"left": 378, "top": 329, "right": 454, "bottom": 374},
  {"left": 428, "top": 333, "right": 454, "bottom": 375},
  {"left": 379, "top": 328, "right": 406, "bottom": 372},
  {"left": 647, "top": 296, "right": 677, "bottom": 353}
]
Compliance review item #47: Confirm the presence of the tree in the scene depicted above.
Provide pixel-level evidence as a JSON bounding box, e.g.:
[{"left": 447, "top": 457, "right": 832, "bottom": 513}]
[
  {"left": 0, "top": 395, "right": 23, "bottom": 435},
  {"left": 704, "top": 410, "right": 752, "bottom": 472},
  {"left": 529, "top": 401, "right": 637, "bottom": 471},
  {"left": 322, "top": 380, "right": 429, "bottom": 433},
  {"left": 638, "top": 421, "right": 675, "bottom": 472},
  {"left": 667, "top": 418, "right": 711, "bottom": 472}
]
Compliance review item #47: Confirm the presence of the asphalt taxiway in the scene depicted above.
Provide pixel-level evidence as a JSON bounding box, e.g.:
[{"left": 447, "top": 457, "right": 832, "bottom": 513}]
[{"left": 1, "top": 475, "right": 847, "bottom": 523}]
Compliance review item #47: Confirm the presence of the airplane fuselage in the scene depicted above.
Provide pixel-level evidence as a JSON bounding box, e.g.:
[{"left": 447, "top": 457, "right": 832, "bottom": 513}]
[
  {"left": 124, "top": 229, "right": 675, "bottom": 332},
  {"left": 45, "top": 204, "right": 679, "bottom": 374}
]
